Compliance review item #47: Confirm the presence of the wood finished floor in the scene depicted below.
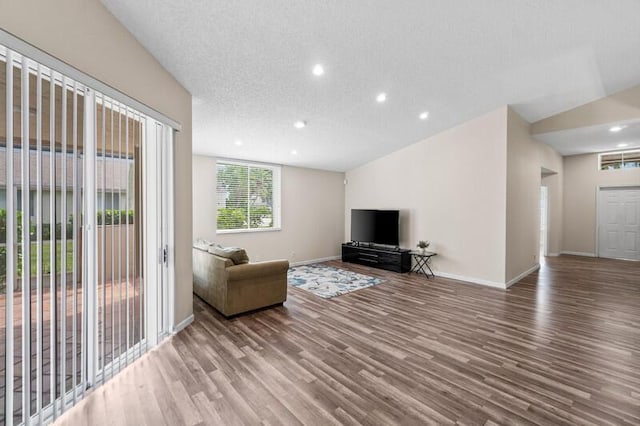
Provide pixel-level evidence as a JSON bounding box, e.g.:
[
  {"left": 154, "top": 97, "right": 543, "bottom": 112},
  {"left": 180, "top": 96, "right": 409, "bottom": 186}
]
[{"left": 55, "top": 256, "right": 640, "bottom": 426}]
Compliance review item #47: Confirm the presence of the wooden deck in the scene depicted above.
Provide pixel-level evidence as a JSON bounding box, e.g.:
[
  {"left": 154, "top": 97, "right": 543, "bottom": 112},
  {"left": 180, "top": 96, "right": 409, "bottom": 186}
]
[{"left": 0, "top": 279, "right": 143, "bottom": 424}]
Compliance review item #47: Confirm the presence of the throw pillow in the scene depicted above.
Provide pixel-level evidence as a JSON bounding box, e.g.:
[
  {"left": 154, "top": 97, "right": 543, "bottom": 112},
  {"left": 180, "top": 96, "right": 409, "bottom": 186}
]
[
  {"left": 193, "top": 238, "right": 216, "bottom": 251},
  {"left": 208, "top": 245, "right": 250, "bottom": 265}
]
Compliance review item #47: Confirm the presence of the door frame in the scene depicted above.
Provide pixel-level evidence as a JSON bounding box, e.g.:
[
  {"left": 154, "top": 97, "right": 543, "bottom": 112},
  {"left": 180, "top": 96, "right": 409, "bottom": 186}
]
[
  {"left": 163, "top": 127, "right": 176, "bottom": 335},
  {"left": 143, "top": 121, "right": 176, "bottom": 346},
  {"left": 540, "top": 186, "right": 549, "bottom": 257},
  {"left": 595, "top": 184, "right": 640, "bottom": 260}
]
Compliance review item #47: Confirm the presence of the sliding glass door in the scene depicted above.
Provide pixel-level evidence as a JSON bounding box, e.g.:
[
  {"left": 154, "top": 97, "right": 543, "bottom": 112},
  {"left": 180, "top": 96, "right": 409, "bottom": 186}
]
[
  {"left": 0, "top": 41, "right": 174, "bottom": 425},
  {"left": 93, "top": 94, "right": 146, "bottom": 385}
]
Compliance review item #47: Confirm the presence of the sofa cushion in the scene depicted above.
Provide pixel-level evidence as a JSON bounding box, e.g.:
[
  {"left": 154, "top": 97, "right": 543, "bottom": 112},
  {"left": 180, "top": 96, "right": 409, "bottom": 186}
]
[
  {"left": 226, "top": 260, "right": 289, "bottom": 281},
  {"left": 208, "top": 245, "right": 250, "bottom": 265}
]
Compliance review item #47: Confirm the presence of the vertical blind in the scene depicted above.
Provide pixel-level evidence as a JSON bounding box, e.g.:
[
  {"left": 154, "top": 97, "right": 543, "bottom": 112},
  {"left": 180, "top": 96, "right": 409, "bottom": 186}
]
[{"left": 0, "top": 41, "right": 167, "bottom": 425}]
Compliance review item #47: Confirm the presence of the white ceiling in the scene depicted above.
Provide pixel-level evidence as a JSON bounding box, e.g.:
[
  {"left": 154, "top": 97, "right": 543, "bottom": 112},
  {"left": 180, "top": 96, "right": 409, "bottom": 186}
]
[
  {"left": 101, "top": 0, "right": 640, "bottom": 171},
  {"left": 534, "top": 119, "right": 640, "bottom": 156}
]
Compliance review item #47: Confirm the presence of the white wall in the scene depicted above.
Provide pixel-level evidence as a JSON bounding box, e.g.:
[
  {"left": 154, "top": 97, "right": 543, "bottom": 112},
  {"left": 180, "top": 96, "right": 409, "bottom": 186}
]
[
  {"left": 506, "top": 108, "right": 563, "bottom": 283},
  {"left": 0, "top": 0, "right": 193, "bottom": 325},
  {"left": 345, "top": 107, "right": 508, "bottom": 286},
  {"left": 563, "top": 153, "right": 640, "bottom": 255},
  {"left": 193, "top": 155, "right": 345, "bottom": 264}
]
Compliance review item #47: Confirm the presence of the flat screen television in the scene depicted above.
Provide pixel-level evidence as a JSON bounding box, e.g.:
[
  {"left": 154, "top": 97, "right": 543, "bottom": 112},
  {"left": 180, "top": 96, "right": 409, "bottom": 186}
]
[{"left": 351, "top": 209, "right": 399, "bottom": 246}]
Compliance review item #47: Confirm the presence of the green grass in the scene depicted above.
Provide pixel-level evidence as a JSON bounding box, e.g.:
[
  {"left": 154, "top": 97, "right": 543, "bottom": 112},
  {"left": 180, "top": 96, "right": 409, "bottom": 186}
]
[
  {"left": 23, "top": 240, "right": 74, "bottom": 276},
  {"left": 35, "top": 240, "right": 74, "bottom": 275},
  {"left": 0, "top": 240, "right": 74, "bottom": 292}
]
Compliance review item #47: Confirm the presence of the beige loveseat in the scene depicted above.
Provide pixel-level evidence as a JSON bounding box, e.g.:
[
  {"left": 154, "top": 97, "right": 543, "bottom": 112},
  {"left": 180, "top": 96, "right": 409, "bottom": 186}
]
[{"left": 193, "top": 242, "right": 289, "bottom": 317}]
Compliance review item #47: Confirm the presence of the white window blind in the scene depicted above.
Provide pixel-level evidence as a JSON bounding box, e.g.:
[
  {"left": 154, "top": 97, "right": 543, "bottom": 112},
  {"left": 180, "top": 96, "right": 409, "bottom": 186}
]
[{"left": 216, "top": 160, "right": 281, "bottom": 232}]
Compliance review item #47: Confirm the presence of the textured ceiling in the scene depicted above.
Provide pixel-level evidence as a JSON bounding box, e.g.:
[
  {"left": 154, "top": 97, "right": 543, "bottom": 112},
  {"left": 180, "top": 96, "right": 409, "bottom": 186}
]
[
  {"left": 102, "top": 0, "right": 640, "bottom": 171},
  {"left": 534, "top": 119, "right": 640, "bottom": 156}
]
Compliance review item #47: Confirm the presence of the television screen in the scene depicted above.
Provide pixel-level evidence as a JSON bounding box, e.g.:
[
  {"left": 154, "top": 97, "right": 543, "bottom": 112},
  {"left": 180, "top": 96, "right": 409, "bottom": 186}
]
[
  {"left": 351, "top": 209, "right": 399, "bottom": 246},
  {"left": 375, "top": 210, "right": 400, "bottom": 246},
  {"left": 351, "top": 209, "right": 376, "bottom": 243}
]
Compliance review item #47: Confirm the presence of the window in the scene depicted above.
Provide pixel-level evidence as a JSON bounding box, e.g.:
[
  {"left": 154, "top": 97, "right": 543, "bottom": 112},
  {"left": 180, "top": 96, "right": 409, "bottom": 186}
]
[
  {"left": 96, "top": 190, "right": 123, "bottom": 210},
  {"left": 599, "top": 149, "right": 640, "bottom": 170},
  {"left": 216, "top": 160, "right": 281, "bottom": 232}
]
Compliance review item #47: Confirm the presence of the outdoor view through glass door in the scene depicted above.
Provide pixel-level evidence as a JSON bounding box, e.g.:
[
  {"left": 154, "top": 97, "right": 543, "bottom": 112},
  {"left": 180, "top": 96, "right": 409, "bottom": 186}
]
[
  {"left": 94, "top": 93, "right": 145, "bottom": 388},
  {"left": 0, "top": 41, "right": 173, "bottom": 425}
]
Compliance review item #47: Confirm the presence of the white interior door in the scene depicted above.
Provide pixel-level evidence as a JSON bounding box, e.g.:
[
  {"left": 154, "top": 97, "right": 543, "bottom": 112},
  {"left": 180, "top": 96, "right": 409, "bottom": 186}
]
[{"left": 598, "top": 187, "right": 640, "bottom": 260}]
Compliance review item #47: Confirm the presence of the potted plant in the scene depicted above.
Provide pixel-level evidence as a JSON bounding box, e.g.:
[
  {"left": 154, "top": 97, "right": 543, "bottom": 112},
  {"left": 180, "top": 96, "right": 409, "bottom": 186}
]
[{"left": 416, "top": 240, "right": 430, "bottom": 254}]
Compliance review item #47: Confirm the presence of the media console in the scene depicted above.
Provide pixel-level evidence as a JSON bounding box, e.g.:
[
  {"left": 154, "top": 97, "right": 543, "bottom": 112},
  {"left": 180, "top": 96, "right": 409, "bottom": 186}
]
[{"left": 341, "top": 243, "right": 411, "bottom": 273}]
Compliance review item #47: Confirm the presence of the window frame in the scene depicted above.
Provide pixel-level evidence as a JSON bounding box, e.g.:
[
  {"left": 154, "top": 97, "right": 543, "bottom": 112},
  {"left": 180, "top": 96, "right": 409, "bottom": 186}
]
[
  {"left": 215, "top": 159, "right": 282, "bottom": 234},
  {"left": 598, "top": 149, "right": 640, "bottom": 171}
]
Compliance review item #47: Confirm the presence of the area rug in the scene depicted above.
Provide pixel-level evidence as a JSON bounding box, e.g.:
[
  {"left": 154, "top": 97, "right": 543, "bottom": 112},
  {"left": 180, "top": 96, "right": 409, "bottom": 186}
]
[{"left": 288, "top": 264, "right": 385, "bottom": 299}]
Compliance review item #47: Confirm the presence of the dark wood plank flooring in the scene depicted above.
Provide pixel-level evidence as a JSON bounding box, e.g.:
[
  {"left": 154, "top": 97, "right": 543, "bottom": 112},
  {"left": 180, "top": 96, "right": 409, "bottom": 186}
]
[{"left": 55, "top": 255, "right": 640, "bottom": 425}]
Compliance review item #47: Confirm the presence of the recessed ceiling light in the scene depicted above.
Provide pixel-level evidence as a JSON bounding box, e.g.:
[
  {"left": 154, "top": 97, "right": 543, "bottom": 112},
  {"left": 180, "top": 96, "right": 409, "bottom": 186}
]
[
  {"left": 291, "top": 150, "right": 298, "bottom": 155},
  {"left": 617, "top": 143, "right": 629, "bottom": 148},
  {"left": 376, "top": 93, "right": 387, "bottom": 103},
  {"left": 419, "top": 111, "right": 430, "bottom": 120},
  {"left": 312, "top": 64, "right": 324, "bottom": 76},
  {"left": 294, "top": 120, "right": 307, "bottom": 129},
  {"left": 234, "top": 140, "right": 243, "bottom": 146},
  {"left": 609, "top": 125, "right": 626, "bottom": 132}
]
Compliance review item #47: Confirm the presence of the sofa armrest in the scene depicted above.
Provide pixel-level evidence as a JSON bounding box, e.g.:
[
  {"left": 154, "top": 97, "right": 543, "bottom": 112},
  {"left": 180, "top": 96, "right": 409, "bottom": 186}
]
[{"left": 227, "top": 260, "right": 289, "bottom": 282}]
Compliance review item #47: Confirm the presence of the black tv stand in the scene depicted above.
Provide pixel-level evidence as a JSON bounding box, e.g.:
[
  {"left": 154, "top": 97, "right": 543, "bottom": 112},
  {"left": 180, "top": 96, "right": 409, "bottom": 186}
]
[
  {"left": 349, "top": 241, "right": 400, "bottom": 251},
  {"left": 341, "top": 243, "right": 411, "bottom": 273}
]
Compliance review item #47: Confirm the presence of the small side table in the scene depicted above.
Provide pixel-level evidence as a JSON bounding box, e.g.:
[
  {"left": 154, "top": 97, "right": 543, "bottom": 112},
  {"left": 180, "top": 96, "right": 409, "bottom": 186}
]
[{"left": 410, "top": 251, "right": 437, "bottom": 278}]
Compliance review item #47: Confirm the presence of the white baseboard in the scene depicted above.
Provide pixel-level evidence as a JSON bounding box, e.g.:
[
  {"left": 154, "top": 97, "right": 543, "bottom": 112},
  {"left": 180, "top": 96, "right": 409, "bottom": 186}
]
[
  {"left": 506, "top": 264, "right": 540, "bottom": 288},
  {"left": 547, "top": 252, "right": 561, "bottom": 257},
  {"left": 561, "top": 251, "right": 596, "bottom": 257},
  {"left": 291, "top": 255, "right": 340, "bottom": 267},
  {"left": 172, "top": 314, "right": 194, "bottom": 334},
  {"left": 434, "top": 271, "right": 507, "bottom": 290},
  {"left": 435, "top": 263, "right": 540, "bottom": 290}
]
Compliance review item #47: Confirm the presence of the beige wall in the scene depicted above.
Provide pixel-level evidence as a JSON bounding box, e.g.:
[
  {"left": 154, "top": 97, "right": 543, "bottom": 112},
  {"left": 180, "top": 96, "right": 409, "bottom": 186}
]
[
  {"left": 345, "top": 108, "right": 508, "bottom": 286},
  {"left": 506, "top": 108, "right": 563, "bottom": 282},
  {"left": 0, "top": 0, "right": 194, "bottom": 325},
  {"left": 193, "top": 155, "right": 345, "bottom": 264},
  {"left": 531, "top": 83, "right": 640, "bottom": 257},
  {"left": 531, "top": 85, "right": 640, "bottom": 134},
  {"left": 563, "top": 153, "right": 640, "bottom": 255}
]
